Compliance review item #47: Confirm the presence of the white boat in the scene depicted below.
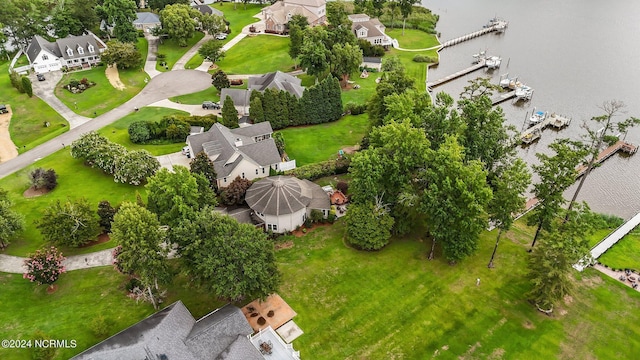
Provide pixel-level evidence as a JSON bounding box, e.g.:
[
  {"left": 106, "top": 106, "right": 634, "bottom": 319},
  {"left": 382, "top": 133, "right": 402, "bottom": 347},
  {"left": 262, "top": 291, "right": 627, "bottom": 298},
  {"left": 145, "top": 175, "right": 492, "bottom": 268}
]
[
  {"left": 472, "top": 50, "right": 486, "bottom": 64},
  {"left": 529, "top": 110, "right": 547, "bottom": 125},
  {"left": 485, "top": 56, "right": 502, "bottom": 69},
  {"left": 515, "top": 85, "right": 533, "bottom": 101}
]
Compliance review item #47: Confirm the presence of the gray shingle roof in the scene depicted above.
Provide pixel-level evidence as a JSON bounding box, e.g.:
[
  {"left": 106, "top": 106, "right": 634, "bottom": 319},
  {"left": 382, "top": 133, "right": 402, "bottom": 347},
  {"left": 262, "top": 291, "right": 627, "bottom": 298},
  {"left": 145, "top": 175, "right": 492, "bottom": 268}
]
[
  {"left": 221, "top": 88, "right": 251, "bottom": 108},
  {"left": 249, "top": 71, "right": 305, "bottom": 98},
  {"left": 245, "top": 176, "right": 330, "bottom": 216},
  {"left": 72, "top": 302, "right": 261, "bottom": 360},
  {"left": 26, "top": 35, "right": 61, "bottom": 63},
  {"left": 55, "top": 35, "right": 103, "bottom": 60},
  {"left": 187, "top": 122, "right": 280, "bottom": 178},
  {"left": 134, "top": 12, "right": 161, "bottom": 25}
]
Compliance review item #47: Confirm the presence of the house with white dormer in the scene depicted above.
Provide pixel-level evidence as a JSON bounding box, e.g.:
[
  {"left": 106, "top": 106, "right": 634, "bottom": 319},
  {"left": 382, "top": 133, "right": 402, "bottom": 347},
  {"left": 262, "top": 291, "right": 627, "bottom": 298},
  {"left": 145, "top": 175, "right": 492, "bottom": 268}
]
[
  {"left": 262, "top": 0, "right": 326, "bottom": 34},
  {"left": 25, "top": 32, "right": 107, "bottom": 74},
  {"left": 186, "top": 122, "right": 295, "bottom": 189},
  {"left": 348, "top": 14, "right": 393, "bottom": 47}
]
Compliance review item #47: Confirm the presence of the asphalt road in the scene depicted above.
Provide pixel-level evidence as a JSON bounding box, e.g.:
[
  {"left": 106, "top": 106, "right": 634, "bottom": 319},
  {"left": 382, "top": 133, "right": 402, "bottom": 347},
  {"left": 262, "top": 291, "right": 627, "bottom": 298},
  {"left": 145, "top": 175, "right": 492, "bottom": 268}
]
[{"left": 0, "top": 70, "right": 212, "bottom": 179}]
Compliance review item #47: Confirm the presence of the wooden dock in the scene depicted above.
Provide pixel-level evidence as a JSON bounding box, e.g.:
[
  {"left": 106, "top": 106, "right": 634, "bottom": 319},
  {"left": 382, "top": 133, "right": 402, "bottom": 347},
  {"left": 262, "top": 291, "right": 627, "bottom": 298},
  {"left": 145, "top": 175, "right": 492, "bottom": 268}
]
[
  {"left": 426, "top": 59, "right": 486, "bottom": 90},
  {"left": 440, "top": 20, "right": 508, "bottom": 49},
  {"left": 576, "top": 140, "right": 638, "bottom": 178},
  {"left": 519, "top": 113, "right": 571, "bottom": 145},
  {"left": 491, "top": 90, "right": 516, "bottom": 105}
]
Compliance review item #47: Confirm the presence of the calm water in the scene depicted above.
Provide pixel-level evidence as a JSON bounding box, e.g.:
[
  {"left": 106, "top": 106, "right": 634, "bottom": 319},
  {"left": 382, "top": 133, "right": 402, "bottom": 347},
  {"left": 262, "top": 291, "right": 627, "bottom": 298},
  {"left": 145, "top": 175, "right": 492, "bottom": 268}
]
[{"left": 421, "top": 0, "right": 640, "bottom": 219}]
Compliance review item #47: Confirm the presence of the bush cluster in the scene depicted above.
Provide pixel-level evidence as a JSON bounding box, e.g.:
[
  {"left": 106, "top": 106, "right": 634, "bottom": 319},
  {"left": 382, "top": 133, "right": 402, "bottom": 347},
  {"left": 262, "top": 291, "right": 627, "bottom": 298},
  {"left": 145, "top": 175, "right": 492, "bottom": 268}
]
[
  {"left": 128, "top": 114, "right": 219, "bottom": 144},
  {"left": 412, "top": 54, "right": 436, "bottom": 63},
  {"left": 64, "top": 77, "right": 96, "bottom": 94},
  {"left": 28, "top": 168, "right": 58, "bottom": 191},
  {"left": 344, "top": 102, "right": 367, "bottom": 115},
  {"left": 284, "top": 158, "right": 350, "bottom": 181},
  {"left": 357, "top": 39, "right": 385, "bottom": 57}
]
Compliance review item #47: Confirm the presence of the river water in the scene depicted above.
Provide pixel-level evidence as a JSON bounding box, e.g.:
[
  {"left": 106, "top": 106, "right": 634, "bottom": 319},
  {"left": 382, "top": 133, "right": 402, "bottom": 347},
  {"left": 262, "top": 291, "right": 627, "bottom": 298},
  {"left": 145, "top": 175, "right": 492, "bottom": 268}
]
[{"left": 421, "top": 0, "right": 640, "bottom": 219}]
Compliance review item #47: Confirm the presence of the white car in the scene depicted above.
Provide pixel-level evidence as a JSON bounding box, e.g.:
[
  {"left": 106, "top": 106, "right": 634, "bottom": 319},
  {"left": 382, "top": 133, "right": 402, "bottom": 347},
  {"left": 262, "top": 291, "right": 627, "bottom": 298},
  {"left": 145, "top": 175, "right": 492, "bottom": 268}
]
[{"left": 215, "top": 33, "right": 227, "bottom": 40}]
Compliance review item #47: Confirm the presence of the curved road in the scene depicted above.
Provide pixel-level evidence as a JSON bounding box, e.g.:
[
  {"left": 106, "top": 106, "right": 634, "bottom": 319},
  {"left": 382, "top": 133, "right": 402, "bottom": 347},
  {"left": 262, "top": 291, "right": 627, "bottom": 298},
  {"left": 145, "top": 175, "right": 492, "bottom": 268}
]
[{"left": 0, "top": 70, "right": 212, "bottom": 179}]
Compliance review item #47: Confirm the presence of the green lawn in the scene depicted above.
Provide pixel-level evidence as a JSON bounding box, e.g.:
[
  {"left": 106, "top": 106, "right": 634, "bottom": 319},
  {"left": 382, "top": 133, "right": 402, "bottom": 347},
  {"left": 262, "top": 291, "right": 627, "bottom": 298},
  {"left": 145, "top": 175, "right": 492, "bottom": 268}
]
[
  {"left": 599, "top": 227, "right": 640, "bottom": 270},
  {"left": 216, "top": 36, "right": 294, "bottom": 75},
  {"left": 185, "top": 53, "right": 204, "bottom": 70},
  {"left": 212, "top": 3, "right": 264, "bottom": 36},
  {"left": 54, "top": 65, "right": 147, "bottom": 118},
  {"left": 0, "top": 149, "right": 142, "bottom": 256},
  {"left": 278, "top": 114, "right": 370, "bottom": 166},
  {"left": 99, "top": 106, "right": 190, "bottom": 156},
  {"left": 13, "top": 54, "right": 30, "bottom": 67},
  {"left": 0, "top": 264, "right": 227, "bottom": 360},
  {"left": 386, "top": 28, "right": 441, "bottom": 49},
  {"left": 156, "top": 32, "right": 205, "bottom": 72},
  {"left": 277, "top": 220, "right": 640, "bottom": 359},
  {"left": 0, "top": 62, "right": 68, "bottom": 154},
  {"left": 341, "top": 72, "right": 379, "bottom": 105},
  {"left": 170, "top": 87, "right": 221, "bottom": 105}
]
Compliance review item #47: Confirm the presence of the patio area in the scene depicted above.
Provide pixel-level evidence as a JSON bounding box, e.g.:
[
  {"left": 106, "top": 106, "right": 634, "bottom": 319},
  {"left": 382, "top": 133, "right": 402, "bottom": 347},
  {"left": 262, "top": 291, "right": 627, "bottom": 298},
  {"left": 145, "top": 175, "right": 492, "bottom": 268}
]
[{"left": 242, "top": 293, "right": 297, "bottom": 332}]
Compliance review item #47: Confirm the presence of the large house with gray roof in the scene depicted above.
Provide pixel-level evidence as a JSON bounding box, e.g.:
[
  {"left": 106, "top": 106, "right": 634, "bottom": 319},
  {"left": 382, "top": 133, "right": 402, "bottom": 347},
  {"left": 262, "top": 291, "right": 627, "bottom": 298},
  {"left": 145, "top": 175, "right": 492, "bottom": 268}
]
[
  {"left": 348, "top": 13, "right": 392, "bottom": 47},
  {"left": 262, "top": 0, "right": 326, "bottom": 34},
  {"left": 72, "top": 301, "right": 299, "bottom": 359},
  {"left": 25, "top": 33, "right": 107, "bottom": 74},
  {"left": 186, "top": 122, "right": 287, "bottom": 188},
  {"left": 245, "top": 176, "right": 331, "bottom": 233},
  {"left": 221, "top": 71, "right": 305, "bottom": 115},
  {"left": 133, "top": 12, "right": 161, "bottom": 32}
]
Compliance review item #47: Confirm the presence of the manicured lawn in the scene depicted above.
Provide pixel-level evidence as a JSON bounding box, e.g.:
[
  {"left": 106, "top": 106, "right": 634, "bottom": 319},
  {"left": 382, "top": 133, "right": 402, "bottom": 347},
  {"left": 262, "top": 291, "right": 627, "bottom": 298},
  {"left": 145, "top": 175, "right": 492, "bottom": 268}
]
[
  {"left": 0, "top": 62, "right": 68, "bottom": 153},
  {"left": 170, "top": 87, "right": 221, "bottom": 105},
  {"left": 598, "top": 227, "right": 640, "bottom": 270},
  {"left": 390, "top": 48, "right": 438, "bottom": 92},
  {"left": 341, "top": 71, "right": 379, "bottom": 105},
  {"left": 276, "top": 220, "right": 640, "bottom": 359},
  {"left": 0, "top": 149, "right": 142, "bottom": 257},
  {"left": 13, "top": 54, "right": 30, "bottom": 67},
  {"left": 185, "top": 53, "right": 204, "bottom": 69},
  {"left": 0, "top": 264, "right": 226, "bottom": 360},
  {"left": 156, "top": 32, "right": 205, "bottom": 72},
  {"left": 54, "top": 65, "right": 147, "bottom": 118},
  {"left": 212, "top": 3, "right": 264, "bottom": 36},
  {"left": 216, "top": 36, "right": 294, "bottom": 75},
  {"left": 278, "top": 114, "right": 370, "bottom": 166},
  {"left": 386, "top": 28, "right": 441, "bottom": 50},
  {"left": 99, "top": 106, "right": 190, "bottom": 156}
]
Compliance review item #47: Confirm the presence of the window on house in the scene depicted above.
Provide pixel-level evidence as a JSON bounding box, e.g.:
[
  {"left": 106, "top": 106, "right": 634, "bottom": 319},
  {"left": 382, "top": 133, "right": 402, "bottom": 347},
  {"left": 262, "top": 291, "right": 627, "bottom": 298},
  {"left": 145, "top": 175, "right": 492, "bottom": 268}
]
[
  {"left": 256, "top": 169, "right": 259, "bottom": 175},
  {"left": 42, "top": 54, "right": 48, "bottom": 60},
  {"left": 67, "top": 48, "right": 73, "bottom": 57},
  {"left": 78, "top": 47, "right": 84, "bottom": 55},
  {"left": 275, "top": 164, "right": 278, "bottom": 170},
  {"left": 74, "top": 59, "right": 79, "bottom": 63},
  {"left": 273, "top": 224, "right": 278, "bottom": 231},
  {"left": 88, "top": 45, "right": 95, "bottom": 53},
  {"left": 267, "top": 224, "right": 272, "bottom": 231},
  {"left": 262, "top": 168, "right": 265, "bottom": 174},
  {"left": 224, "top": 177, "right": 227, "bottom": 183},
  {"left": 242, "top": 172, "right": 245, "bottom": 178}
]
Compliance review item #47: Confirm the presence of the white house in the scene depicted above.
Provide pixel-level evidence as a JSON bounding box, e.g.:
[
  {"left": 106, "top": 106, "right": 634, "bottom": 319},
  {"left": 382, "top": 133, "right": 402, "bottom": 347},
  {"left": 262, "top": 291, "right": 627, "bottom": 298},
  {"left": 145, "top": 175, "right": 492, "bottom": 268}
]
[
  {"left": 25, "top": 33, "right": 107, "bottom": 74},
  {"left": 186, "top": 122, "right": 293, "bottom": 189},
  {"left": 348, "top": 14, "right": 392, "bottom": 47},
  {"left": 245, "top": 176, "right": 331, "bottom": 233},
  {"left": 262, "top": 0, "right": 326, "bottom": 34}
]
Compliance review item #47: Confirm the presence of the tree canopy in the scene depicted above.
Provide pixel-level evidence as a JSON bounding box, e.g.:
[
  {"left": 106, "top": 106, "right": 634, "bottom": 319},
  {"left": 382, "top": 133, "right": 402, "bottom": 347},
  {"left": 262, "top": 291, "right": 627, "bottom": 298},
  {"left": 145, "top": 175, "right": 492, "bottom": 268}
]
[
  {"left": 100, "top": 40, "right": 142, "bottom": 69},
  {"left": 36, "top": 198, "right": 101, "bottom": 247},
  {"left": 97, "top": 0, "right": 138, "bottom": 43},
  {"left": 199, "top": 39, "right": 225, "bottom": 64},
  {"left": 0, "top": 188, "right": 24, "bottom": 249},
  {"left": 160, "top": 3, "right": 199, "bottom": 46}
]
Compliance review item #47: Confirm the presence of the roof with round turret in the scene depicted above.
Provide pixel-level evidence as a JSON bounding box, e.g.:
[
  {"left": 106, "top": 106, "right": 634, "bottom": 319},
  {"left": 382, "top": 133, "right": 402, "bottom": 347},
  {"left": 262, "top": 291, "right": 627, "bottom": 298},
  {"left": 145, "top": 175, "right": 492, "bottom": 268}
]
[{"left": 245, "top": 176, "right": 329, "bottom": 216}]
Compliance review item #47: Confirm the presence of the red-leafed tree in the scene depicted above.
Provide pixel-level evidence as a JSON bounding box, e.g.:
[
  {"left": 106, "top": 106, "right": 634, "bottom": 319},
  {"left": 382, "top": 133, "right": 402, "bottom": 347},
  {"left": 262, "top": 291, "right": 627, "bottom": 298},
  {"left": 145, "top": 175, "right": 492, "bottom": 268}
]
[{"left": 23, "top": 247, "right": 66, "bottom": 290}]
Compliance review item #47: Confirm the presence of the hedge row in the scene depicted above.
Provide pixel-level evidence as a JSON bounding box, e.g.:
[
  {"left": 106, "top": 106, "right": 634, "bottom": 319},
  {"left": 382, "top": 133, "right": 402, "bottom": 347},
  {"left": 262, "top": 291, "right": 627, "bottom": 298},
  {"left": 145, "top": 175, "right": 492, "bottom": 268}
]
[{"left": 284, "top": 158, "right": 351, "bottom": 181}]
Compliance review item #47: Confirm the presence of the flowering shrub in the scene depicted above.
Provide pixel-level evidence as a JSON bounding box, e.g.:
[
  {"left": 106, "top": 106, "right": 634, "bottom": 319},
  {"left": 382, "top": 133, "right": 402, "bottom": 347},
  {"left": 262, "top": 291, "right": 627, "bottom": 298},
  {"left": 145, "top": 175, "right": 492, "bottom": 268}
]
[{"left": 23, "top": 247, "right": 66, "bottom": 286}]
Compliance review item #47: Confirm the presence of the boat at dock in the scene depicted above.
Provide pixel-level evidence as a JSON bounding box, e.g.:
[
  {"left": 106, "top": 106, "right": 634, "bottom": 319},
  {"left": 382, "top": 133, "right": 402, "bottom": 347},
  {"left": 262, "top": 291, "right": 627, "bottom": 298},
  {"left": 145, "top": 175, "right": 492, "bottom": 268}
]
[
  {"left": 471, "top": 50, "right": 486, "bottom": 64},
  {"left": 485, "top": 56, "right": 502, "bottom": 69},
  {"left": 529, "top": 110, "right": 547, "bottom": 125},
  {"left": 499, "top": 74, "right": 521, "bottom": 89},
  {"left": 515, "top": 85, "right": 533, "bottom": 101}
]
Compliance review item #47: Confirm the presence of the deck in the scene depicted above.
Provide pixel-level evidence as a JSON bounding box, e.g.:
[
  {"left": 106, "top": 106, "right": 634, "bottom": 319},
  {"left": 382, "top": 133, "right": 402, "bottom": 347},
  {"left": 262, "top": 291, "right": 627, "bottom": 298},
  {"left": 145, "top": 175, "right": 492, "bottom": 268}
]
[
  {"left": 576, "top": 140, "right": 638, "bottom": 178},
  {"left": 440, "top": 20, "right": 509, "bottom": 49},
  {"left": 491, "top": 90, "right": 516, "bottom": 105},
  {"left": 426, "top": 58, "right": 486, "bottom": 90},
  {"left": 519, "top": 113, "right": 571, "bottom": 145}
]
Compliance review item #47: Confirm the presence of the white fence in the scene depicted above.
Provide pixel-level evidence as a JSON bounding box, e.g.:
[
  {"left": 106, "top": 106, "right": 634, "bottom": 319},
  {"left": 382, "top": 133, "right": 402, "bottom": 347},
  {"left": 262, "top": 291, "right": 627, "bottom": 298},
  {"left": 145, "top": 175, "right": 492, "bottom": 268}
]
[{"left": 279, "top": 160, "right": 296, "bottom": 172}]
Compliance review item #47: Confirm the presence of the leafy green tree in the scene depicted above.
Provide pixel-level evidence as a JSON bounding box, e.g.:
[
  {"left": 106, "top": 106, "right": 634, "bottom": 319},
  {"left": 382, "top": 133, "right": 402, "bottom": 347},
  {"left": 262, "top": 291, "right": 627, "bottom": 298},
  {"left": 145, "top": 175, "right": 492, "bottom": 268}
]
[
  {"left": 147, "top": 0, "right": 189, "bottom": 11},
  {"left": 21, "top": 76, "right": 32, "bottom": 97},
  {"left": 421, "top": 136, "right": 492, "bottom": 262},
  {"left": 0, "top": 0, "right": 48, "bottom": 49},
  {"left": 97, "top": 200, "right": 117, "bottom": 233},
  {"left": 249, "top": 95, "right": 265, "bottom": 123},
  {"left": 273, "top": 132, "right": 285, "bottom": 157},
  {"left": 36, "top": 198, "right": 101, "bottom": 247},
  {"left": 527, "top": 204, "right": 593, "bottom": 311},
  {"left": 371, "top": 0, "right": 387, "bottom": 17},
  {"left": 160, "top": 3, "right": 199, "bottom": 46},
  {"left": 368, "top": 58, "right": 414, "bottom": 126},
  {"left": 100, "top": 40, "right": 142, "bottom": 69},
  {"left": 172, "top": 209, "right": 280, "bottom": 302},
  {"left": 211, "top": 69, "right": 230, "bottom": 91},
  {"left": 28, "top": 168, "right": 57, "bottom": 191},
  {"left": 199, "top": 39, "right": 225, "bottom": 64},
  {"left": 94, "top": 142, "right": 127, "bottom": 175},
  {"left": 566, "top": 100, "right": 640, "bottom": 218},
  {"left": 31, "top": 330, "right": 56, "bottom": 360},
  {"left": 487, "top": 158, "right": 531, "bottom": 268},
  {"left": 128, "top": 121, "right": 153, "bottom": 143},
  {"left": 111, "top": 202, "right": 170, "bottom": 309},
  {"left": 346, "top": 201, "right": 395, "bottom": 250},
  {"left": 23, "top": 246, "right": 66, "bottom": 288},
  {"left": 221, "top": 176, "right": 252, "bottom": 206},
  {"left": 221, "top": 95, "right": 239, "bottom": 128},
  {"left": 70, "top": 131, "right": 110, "bottom": 165},
  {"left": 330, "top": 42, "right": 363, "bottom": 86},
  {"left": 97, "top": 0, "right": 138, "bottom": 43},
  {"left": 147, "top": 166, "right": 216, "bottom": 226},
  {"left": 0, "top": 188, "right": 24, "bottom": 249},
  {"left": 113, "top": 150, "right": 160, "bottom": 185},
  {"left": 299, "top": 26, "right": 330, "bottom": 79},
  {"left": 422, "top": 92, "right": 464, "bottom": 149},
  {"left": 200, "top": 13, "right": 226, "bottom": 35},
  {"left": 287, "top": 16, "right": 308, "bottom": 66},
  {"left": 190, "top": 151, "right": 218, "bottom": 191},
  {"left": 52, "top": 0, "right": 94, "bottom": 38},
  {"left": 528, "top": 139, "right": 587, "bottom": 249}
]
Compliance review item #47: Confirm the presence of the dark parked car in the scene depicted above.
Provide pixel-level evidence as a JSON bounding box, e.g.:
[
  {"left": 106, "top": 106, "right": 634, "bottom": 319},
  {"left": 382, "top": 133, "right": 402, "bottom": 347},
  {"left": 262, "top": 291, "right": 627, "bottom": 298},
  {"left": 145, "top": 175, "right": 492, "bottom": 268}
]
[
  {"left": 0, "top": 105, "right": 8, "bottom": 114},
  {"left": 202, "top": 101, "right": 220, "bottom": 110},
  {"left": 37, "top": 74, "right": 45, "bottom": 81}
]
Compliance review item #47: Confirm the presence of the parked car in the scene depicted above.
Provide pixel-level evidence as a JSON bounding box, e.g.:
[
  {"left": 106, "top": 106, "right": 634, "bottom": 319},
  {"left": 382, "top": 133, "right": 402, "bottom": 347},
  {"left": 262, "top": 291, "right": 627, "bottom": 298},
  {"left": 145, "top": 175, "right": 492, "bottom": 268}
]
[
  {"left": 202, "top": 101, "right": 220, "bottom": 110},
  {"left": 182, "top": 146, "right": 191, "bottom": 157},
  {"left": 37, "top": 74, "right": 45, "bottom": 81},
  {"left": 215, "top": 33, "right": 227, "bottom": 40},
  {"left": 0, "top": 105, "right": 8, "bottom": 114}
]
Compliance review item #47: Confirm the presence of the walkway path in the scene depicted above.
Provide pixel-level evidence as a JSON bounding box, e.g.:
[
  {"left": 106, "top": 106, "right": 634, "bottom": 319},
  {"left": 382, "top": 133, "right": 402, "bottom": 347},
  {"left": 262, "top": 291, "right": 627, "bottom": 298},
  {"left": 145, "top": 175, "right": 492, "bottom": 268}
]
[
  {"left": 144, "top": 34, "right": 162, "bottom": 79},
  {"left": 592, "top": 264, "right": 640, "bottom": 293},
  {"left": 0, "top": 249, "right": 115, "bottom": 274},
  {"left": 173, "top": 33, "right": 213, "bottom": 70}
]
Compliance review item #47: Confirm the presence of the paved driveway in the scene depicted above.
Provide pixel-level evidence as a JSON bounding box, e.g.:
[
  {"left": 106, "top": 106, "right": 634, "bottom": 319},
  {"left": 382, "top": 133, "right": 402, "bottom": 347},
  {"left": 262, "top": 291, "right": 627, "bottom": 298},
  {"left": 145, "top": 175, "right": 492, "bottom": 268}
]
[
  {"left": 0, "top": 70, "right": 213, "bottom": 179},
  {"left": 29, "top": 71, "right": 92, "bottom": 128}
]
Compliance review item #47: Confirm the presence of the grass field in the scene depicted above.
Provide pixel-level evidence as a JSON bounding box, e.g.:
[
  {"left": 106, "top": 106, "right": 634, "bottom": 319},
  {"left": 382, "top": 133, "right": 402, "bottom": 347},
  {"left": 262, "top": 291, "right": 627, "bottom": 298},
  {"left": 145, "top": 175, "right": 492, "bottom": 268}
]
[
  {"left": 216, "top": 36, "right": 294, "bottom": 75},
  {"left": 170, "top": 87, "right": 221, "bottom": 105},
  {"left": 341, "top": 72, "right": 379, "bottom": 105},
  {"left": 276, "top": 220, "right": 640, "bottom": 359},
  {"left": 0, "top": 62, "right": 68, "bottom": 153},
  {"left": 54, "top": 65, "right": 147, "bottom": 118},
  {"left": 99, "top": 107, "right": 190, "bottom": 156},
  {"left": 387, "top": 28, "right": 441, "bottom": 50},
  {"left": 212, "top": 3, "right": 264, "bottom": 36},
  {"left": 156, "top": 32, "right": 205, "bottom": 72},
  {"left": 598, "top": 227, "right": 640, "bottom": 270},
  {"left": 0, "top": 149, "right": 142, "bottom": 257},
  {"left": 278, "top": 114, "right": 370, "bottom": 165},
  {"left": 185, "top": 53, "right": 204, "bottom": 69}
]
